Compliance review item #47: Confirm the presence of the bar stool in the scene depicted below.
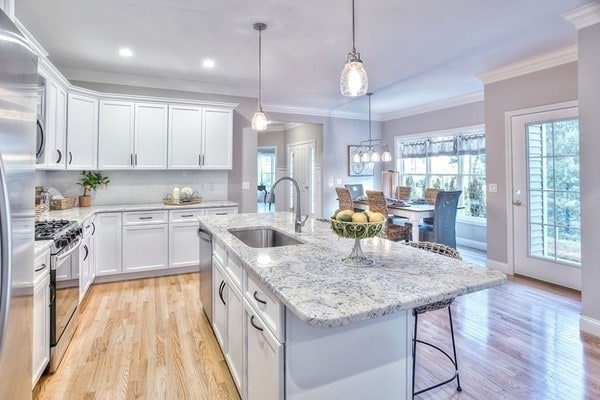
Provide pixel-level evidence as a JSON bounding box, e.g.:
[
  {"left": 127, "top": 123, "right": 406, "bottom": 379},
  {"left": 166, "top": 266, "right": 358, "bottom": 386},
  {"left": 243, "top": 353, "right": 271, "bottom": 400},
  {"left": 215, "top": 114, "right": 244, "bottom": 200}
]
[{"left": 404, "top": 241, "right": 462, "bottom": 398}]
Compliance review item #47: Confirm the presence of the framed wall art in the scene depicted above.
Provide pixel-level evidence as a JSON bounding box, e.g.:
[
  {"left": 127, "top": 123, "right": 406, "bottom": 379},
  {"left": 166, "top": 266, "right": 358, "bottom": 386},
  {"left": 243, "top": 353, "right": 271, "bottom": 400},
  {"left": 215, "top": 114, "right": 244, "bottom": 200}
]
[{"left": 348, "top": 145, "right": 374, "bottom": 176}]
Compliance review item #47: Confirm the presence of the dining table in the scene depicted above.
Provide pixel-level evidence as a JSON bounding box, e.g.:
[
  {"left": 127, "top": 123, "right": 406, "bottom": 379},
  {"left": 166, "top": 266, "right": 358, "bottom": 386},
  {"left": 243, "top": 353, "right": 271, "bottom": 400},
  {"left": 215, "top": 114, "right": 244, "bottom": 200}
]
[{"left": 353, "top": 200, "right": 435, "bottom": 241}]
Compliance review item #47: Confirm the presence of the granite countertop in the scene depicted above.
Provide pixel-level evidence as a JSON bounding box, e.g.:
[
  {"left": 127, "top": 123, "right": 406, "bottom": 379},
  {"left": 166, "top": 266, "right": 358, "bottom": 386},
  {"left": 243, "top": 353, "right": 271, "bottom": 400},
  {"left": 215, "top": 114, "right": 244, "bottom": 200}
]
[
  {"left": 198, "top": 212, "right": 507, "bottom": 328},
  {"left": 34, "top": 200, "right": 238, "bottom": 255}
]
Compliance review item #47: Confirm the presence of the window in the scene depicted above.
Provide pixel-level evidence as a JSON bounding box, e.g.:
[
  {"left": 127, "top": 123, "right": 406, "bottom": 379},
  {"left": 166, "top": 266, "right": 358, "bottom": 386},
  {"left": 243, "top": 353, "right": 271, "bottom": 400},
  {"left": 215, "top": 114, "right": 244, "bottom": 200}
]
[{"left": 395, "top": 128, "right": 486, "bottom": 221}]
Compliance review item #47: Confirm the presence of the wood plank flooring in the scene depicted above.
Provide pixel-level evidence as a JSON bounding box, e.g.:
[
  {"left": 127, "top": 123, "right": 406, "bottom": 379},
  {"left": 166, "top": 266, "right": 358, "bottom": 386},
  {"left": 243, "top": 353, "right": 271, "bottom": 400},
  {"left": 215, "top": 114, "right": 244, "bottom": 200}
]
[
  {"left": 34, "top": 274, "right": 240, "bottom": 400},
  {"left": 35, "top": 272, "right": 600, "bottom": 400}
]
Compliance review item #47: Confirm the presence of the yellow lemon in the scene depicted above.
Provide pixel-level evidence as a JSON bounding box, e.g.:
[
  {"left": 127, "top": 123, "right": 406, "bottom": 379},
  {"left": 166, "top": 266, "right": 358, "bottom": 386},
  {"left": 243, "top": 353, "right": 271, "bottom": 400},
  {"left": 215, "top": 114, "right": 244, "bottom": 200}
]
[
  {"left": 337, "top": 214, "right": 353, "bottom": 222},
  {"left": 352, "top": 213, "right": 368, "bottom": 223},
  {"left": 369, "top": 212, "right": 385, "bottom": 223},
  {"left": 335, "top": 209, "right": 354, "bottom": 220}
]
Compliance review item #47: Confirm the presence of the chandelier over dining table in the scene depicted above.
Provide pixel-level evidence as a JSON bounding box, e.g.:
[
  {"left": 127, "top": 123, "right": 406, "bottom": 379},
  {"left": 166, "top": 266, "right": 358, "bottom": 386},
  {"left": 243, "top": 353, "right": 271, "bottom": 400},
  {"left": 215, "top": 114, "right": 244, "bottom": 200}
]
[{"left": 351, "top": 93, "right": 392, "bottom": 163}]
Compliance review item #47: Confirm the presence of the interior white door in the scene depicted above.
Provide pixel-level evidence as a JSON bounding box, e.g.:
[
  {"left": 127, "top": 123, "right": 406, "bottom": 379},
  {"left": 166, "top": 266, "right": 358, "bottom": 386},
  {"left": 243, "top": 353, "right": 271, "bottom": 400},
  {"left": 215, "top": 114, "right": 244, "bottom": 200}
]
[
  {"left": 135, "top": 103, "right": 168, "bottom": 169},
  {"left": 288, "top": 142, "right": 314, "bottom": 216},
  {"left": 511, "top": 106, "right": 581, "bottom": 289}
]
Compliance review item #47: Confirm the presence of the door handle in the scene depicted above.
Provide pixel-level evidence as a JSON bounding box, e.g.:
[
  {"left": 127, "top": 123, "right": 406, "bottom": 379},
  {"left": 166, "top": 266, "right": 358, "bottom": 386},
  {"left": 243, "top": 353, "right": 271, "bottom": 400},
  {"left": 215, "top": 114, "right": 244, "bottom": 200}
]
[
  {"left": 56, "top": 149, "right": 62, "bottom": 163},
  {"left": 513, "top": 200, "right": 522, "bottom": 206},
  {"left": 83, "top": 245, "right": 89, "bottom": 261},
  {"left": 36, "top": 119, "right": 45, "bottom": 158},
  {"left": 250, "top": 315, "right": 264, "bottom": 332},
  {"left": 68, "top": 151, "right": 73, "bottom": 165},
  {"left": 0, "top": 153, "right": 13, "bottom": 355}
]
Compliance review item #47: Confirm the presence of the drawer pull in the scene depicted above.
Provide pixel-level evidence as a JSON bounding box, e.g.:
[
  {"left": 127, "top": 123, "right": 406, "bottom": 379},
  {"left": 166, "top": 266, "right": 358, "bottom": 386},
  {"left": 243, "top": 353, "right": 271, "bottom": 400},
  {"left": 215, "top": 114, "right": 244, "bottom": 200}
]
[
  {"left": 253, "top": 291, "right": 267, "bottom": 305},
  {"left": 181, "top": 214, "right": 194, "bottom": 218},
  {"left": 91, "top": 221, "right": 96, "bottom": 235},
  {"left": 216, "top": 212, "right": 227, "bottom": 215},
  {"left": 139, "top": 216, "right": 153, "bottom": 220},
  {"left": 35, "top": 263, "right": 46, "bottom": 273},
  {"left": 250, "top": 315, "right": 264, "bottom": 331}
]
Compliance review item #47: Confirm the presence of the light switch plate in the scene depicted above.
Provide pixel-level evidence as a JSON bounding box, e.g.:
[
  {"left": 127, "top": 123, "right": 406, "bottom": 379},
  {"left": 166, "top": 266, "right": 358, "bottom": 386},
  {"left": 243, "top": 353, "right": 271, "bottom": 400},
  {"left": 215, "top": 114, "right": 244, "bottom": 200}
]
[
  {"left": 488, "top": 183, "right": 498, "bottom": 193},
  {"left": 242, "top": 182, "right": 250, "bottom": 190},
  {"left": 336, "top": 178, "right": 343, "bottom": 185}
]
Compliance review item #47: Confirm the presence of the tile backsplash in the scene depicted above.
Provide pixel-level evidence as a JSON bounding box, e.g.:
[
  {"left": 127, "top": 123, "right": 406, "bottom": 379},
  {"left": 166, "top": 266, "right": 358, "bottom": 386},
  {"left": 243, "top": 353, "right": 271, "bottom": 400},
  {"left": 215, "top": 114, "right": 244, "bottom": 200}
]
[{"left": 36, "top": 170, "right": 229, "bottom": 205}]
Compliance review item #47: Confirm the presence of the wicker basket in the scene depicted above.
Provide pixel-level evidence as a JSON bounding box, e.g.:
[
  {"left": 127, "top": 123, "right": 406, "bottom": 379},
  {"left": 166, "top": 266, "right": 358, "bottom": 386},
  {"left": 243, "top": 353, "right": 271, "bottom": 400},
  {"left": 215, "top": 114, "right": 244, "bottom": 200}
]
[
  {"left": 50, "top": 196, "right": 77, "bottom": 210},
  {"left": 163, "top": 195, "right": 203, "bottom": 206}
]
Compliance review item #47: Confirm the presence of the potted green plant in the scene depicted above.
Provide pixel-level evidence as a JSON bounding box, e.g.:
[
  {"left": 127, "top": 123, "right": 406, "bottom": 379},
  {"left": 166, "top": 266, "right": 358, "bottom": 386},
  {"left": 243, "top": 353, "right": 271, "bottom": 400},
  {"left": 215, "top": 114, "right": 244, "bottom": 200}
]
[{"left": 77, "top": 171, "right": 110, "bottom": 207}]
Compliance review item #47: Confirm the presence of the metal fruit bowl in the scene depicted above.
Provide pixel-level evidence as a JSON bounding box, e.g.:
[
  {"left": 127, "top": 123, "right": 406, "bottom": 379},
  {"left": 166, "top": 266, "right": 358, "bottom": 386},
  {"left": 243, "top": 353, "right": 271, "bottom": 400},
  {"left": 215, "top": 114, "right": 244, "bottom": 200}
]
[{"left": 330, "top": 218, "right": 385, "bottom": 239}]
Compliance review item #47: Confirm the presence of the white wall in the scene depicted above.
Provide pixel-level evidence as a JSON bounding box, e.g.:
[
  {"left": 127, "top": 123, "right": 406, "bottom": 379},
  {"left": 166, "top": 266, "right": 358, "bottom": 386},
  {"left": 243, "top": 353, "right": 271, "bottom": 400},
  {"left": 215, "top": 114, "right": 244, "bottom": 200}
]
[
  {"left": 578, "top": 22, "right": 600, "bottom": 331},
  {"left": 36, "top": 170, "right": 228, "bottom": 205}
]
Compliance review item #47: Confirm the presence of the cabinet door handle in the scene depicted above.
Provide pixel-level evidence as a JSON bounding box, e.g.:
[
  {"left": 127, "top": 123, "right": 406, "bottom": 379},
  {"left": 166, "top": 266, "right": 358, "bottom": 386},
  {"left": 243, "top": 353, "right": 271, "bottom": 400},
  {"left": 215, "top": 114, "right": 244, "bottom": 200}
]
[
  {"left": 34, "top": 263, "right": 46, "bottom": 273},
  {"left": 135, "top": 153, "right": 138, "bottom": 165},
  {"left": 202, "top": 154, "right": 205, "bottom": 165},
  {"left": 130, "top": 153, "right": 134, "bottom": 166},
  {"left": 68, "top": 151, "right": 73, "bottom": 165},
  {"left": 139, "top": 216, "right": 153, "bottom": 220},
  {"left": 83, "top": 245, "right": 89, "bottom": 261},
  {"left": 181, "top": 214, "right": 193, "bottom": 218},
  {"left": 56, "top": 149, "right": 62, "bottom": 163},
  {"left": 250, "top": 315, "right": 264, "bottom": 332},
  {"left": 36, "top": 120, "right": 45, "bottom": 158},
  {"left": 91, "top": 222, "right": 96, "bottom": 235},
  {"left": 253, "top": 291, "right": 267, "bottom": 305},
  {"left": 198, "top": 154, "right": 201, "bottom": 166},
  {"left": 218, "top": 280, "right": 226, "bottom": 305}
]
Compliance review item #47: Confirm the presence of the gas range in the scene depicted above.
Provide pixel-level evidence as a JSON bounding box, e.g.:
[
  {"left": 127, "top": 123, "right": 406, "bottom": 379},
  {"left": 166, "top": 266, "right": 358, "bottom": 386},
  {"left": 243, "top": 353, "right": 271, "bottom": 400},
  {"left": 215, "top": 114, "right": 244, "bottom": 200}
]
[{"left": 35, "top": 220, "right": 82, "bottom": 253}]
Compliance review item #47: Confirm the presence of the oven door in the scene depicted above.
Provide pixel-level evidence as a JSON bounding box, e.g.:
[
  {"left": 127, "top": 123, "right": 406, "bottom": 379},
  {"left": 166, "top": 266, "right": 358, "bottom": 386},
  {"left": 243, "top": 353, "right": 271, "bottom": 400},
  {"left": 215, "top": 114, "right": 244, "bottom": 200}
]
[{"left": 50, "top": 241, "right": 80, "bottom": 346}]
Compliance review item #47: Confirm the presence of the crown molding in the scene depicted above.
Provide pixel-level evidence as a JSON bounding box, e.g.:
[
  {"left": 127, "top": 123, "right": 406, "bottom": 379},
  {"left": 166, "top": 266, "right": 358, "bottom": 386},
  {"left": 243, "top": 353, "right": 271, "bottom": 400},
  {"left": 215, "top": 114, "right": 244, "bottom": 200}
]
[
  {"left": 61, "top": 67, "right": 257, "bottom": 99},
  {"left": 563, "top": 1, "right": 600, "bottom": 30},
  {"left": 477, "top": 46, "right": 578, "bottom": 85},
  {"left": 263, "top": 104, "right": 375, "bottom": 121},
  {"left": 380, "top": 92, "right": 484, "bottom": 122}
]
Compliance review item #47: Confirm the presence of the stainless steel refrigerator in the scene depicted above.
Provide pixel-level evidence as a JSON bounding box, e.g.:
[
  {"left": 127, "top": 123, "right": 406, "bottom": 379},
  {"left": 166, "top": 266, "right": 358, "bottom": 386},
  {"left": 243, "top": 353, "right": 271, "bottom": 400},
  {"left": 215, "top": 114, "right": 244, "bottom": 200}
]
[{"left": 0, "top": 9, "right": 37, "bottom": 398}]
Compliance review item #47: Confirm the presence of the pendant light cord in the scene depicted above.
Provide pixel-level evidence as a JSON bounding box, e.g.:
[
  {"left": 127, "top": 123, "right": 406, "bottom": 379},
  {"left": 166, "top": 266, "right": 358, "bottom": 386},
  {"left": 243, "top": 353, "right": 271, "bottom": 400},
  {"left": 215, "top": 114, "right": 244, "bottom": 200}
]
[
  {"left": 351, "top": 0, "right": 356, "bottom": 53},
  {"left": 258, "top": 27, "right": 262, "bottom": 110},
  {"left": 368, "top": 93, "right": 372, "bottom": 144}
]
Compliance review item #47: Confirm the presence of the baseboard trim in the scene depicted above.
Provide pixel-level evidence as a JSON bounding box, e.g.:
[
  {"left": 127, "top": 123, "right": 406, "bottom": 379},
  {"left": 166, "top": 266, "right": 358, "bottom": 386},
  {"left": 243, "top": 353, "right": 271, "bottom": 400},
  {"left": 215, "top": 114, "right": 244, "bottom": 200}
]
[
  {"left": 456, "top": 237, "right": 487, "bottom": 251},
  {"left": 486, "top": 259, "right": 512, "bottom": 274},
  {"left": 580, "top": 315, "right": 600, "bottom": 337},
  {"left": 94, "top": 265, "right": 199, "bottom": 284}
]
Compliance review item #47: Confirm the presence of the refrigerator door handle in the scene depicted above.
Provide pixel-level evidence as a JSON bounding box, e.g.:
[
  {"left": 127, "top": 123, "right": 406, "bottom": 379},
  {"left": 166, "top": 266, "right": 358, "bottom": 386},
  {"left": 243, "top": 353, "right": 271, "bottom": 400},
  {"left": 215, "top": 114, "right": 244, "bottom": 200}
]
[
  {"left": 36, "top": 119, "right": 44, "bottom": 158},
  {"left": 0, "top": 153, "right": 13, "bottom": 356}
]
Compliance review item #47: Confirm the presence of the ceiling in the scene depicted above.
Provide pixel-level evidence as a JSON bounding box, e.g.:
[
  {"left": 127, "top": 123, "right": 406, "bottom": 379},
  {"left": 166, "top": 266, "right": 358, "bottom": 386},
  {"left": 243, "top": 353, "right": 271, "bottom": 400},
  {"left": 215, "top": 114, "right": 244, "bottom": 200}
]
[{"left": 15, "top": 0, "right": 589, "bottom": 118}]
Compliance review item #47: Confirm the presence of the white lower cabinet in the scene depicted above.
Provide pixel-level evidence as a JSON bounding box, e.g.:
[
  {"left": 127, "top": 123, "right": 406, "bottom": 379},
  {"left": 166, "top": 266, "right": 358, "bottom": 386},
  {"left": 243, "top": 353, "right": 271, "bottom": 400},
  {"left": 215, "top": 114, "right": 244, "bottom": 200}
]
[
  {"left": 95, "top": 213, "right": 123, "bottom": 276},
  {"left": 212, "top": 240, "right": 284, "bottom": 399},
  {"left": 123, "top": 223, "right": 168, "bottom": 272},
  {"left": 169, "top": 223, "right": 200, "bottom": 268},
  {"left": 212, "top": 260, "right": 228, "bottom": 350},
  {"left": 245, "top": 300, "right": 284, "bottom": 400},
  {"left": 32, "top": 250, "right": 50, "bottom": 386},
  {"left": 226, "top": 280, "right": 244, "bottom": 391}
]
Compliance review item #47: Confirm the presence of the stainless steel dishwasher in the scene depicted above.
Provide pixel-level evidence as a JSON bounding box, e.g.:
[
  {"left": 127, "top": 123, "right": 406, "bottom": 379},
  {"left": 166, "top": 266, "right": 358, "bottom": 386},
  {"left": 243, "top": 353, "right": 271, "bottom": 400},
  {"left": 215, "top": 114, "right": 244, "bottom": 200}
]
[{"left": 198, "top": 228, "right": 213, "bottom": 323}]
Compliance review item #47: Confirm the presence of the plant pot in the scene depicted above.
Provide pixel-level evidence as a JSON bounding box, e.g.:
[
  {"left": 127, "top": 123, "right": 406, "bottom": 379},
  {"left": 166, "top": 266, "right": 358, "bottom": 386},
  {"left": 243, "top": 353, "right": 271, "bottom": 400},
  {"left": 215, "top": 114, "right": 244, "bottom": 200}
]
[{"left": 78, "top": 195, "right": 91, "bottom": 208}]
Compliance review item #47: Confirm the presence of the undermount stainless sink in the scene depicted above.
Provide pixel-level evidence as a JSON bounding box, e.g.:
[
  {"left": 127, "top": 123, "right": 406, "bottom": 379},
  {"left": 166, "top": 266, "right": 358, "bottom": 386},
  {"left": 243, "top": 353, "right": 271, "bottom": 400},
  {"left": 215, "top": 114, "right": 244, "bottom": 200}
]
[{"left": 228, "top": 228, "right": 303, "bottom": 248}]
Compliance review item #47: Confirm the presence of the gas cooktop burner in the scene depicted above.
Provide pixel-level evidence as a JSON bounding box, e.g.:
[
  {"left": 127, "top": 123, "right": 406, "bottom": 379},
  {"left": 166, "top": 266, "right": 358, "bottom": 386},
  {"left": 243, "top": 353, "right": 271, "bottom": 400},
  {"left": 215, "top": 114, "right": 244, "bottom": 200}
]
[{"left": 35, "top": 219, "right": 76, "bottom": 241}]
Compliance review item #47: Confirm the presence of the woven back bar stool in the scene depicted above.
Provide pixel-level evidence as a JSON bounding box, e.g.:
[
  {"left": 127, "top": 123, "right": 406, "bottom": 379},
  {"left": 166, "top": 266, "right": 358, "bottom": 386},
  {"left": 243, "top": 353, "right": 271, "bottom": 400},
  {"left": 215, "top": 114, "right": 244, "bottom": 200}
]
[
  {"left": 335, "top": 187, "right": 354, "bottom": 211},
  {"left": 366, "top": 190, "right": 411, "bottom": 242},
  {"left": 404, "top": 241, "right": 462, "bottom": 398}
]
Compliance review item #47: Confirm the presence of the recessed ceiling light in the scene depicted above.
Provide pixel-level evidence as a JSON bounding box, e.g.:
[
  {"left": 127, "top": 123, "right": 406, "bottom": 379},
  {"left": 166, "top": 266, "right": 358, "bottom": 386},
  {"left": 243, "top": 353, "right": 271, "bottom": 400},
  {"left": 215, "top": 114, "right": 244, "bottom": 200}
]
[
  {"left": 119, "top": 48, "right": 133, "bottom": 57},
  {"left": 202, "top": 59, "right": 215, "bottom": 68}
]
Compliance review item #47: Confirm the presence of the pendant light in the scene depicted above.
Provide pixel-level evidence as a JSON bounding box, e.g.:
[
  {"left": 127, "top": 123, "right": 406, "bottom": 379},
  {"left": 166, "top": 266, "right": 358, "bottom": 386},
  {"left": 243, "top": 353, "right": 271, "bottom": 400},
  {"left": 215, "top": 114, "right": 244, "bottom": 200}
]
[
  {"left": 381, "top": 145, "right": 392, "bottom": 162},
  {"left": 352, "top": 152, "right": 361, "bottom": 163},
  {"left": 252, "top": 23, "right": 268, "bottom": 131},
  {"left": 340, "top": 0, "right": 368, "bottom": 97},
  {"left": 351, "top": 93, "right": 392, "bottom": 164}
]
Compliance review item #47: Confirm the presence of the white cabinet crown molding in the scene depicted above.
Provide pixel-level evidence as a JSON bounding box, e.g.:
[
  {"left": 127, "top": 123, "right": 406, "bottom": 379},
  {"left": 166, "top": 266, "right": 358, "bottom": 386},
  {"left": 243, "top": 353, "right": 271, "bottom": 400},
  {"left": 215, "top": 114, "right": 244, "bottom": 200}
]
[{"left": 563, "top": 1, "right": 600, "bottom": 30}]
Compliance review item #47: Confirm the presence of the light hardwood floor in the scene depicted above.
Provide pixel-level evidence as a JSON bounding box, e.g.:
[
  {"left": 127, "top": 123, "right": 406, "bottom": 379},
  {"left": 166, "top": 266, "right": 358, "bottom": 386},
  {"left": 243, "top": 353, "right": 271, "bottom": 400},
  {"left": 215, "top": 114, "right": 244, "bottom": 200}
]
[
  {"left": 35, "top": 272, "right": 600, "bottom": 400},
  {"left": 35, "top": 274, "right": 240, "bottom": 400}
]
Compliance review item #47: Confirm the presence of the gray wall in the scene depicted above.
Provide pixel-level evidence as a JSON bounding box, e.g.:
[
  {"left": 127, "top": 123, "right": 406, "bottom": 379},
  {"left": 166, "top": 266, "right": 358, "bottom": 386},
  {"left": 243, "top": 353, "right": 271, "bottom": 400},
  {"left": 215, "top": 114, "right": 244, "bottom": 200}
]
[
  {"left": 382, "top": 101, "right": 485, "bottom": 144},
  {"left": 483, "top": 62, "right": 578, "bottom": 264},
  {"left": 258, "top": 130, "right": 285, "bottom": 167},
  {"left": 578, "top": 23, "right": 600, "bottom": 323}
]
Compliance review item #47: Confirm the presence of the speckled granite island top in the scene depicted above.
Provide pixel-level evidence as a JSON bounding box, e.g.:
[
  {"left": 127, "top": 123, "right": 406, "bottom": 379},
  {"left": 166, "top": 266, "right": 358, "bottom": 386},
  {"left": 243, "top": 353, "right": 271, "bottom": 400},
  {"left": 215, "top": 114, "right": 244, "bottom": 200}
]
[{"left": 198, "top": 212, "right": 507, "bottom": 328}]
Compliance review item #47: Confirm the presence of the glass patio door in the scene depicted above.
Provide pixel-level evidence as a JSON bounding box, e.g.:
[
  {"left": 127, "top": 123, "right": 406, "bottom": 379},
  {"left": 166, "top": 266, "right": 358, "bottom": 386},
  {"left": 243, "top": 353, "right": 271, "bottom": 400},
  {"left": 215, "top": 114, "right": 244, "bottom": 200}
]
[{"left": 511, "top": 107, "right": 581, "bottom": 289}]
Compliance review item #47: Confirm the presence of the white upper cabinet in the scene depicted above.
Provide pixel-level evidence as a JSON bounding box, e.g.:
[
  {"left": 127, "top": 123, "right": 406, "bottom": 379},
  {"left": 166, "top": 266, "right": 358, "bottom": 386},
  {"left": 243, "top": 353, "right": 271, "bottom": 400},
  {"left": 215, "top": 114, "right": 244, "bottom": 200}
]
[
  {"left": 67, "top": 93, "right": 98, "bottom": 170},
  {"left": 202, "top": 107, "right": 233, "bottom": 169},
  {"left": 134, "top": 103, "right": 168, "bottom": 169},
  {"left": 98, "top": 100, "right": 135, "bottom": 169},
  {"left": 38, "top": 73, "right": 67, "bottom": 170},
  {"left": 168, "top": 105, "right": 203, "bottom": 169}
]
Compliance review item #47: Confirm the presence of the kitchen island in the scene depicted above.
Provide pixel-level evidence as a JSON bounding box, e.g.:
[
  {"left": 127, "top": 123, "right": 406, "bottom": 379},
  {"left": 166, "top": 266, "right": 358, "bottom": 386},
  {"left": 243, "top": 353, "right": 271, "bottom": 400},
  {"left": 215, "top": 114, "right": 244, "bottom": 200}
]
[{"left": 199, "top": 212, "right": 506, "bottom": 399}]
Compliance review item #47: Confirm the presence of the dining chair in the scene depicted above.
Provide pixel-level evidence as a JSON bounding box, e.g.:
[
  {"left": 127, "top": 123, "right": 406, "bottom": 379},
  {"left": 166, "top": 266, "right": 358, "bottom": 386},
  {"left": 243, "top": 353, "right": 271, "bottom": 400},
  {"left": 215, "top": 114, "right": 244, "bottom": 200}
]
[
  {"left": 335, "top": 187, "right": 354, "bottom": 211},
  {"left": 394, "top": 186, "right": 411, "bottom": 201},
  {"left": 424, "top": 188, "right": 440, "bottom": 205},
  {"left": 404, "top": 241, "right": 462, "bottom": 398},
  {"left": 366, "top": 190, "right": 411, "bottom": 242},
  {"left": 419, "top": 191, "right": 462, "bottom": 249}
]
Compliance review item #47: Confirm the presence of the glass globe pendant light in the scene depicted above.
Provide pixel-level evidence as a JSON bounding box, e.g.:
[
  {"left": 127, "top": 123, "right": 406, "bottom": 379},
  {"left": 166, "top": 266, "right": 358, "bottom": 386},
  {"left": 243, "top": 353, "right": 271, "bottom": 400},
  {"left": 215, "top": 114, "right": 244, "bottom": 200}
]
[
  {"left": 340, "top": 0, "right": 368, "bottom": 96},
  {"left": 360, "top": 150, "right": 370, "bottom": 163},
  {"left": 352, "top": 151, "right": 361, "bottom": 163},
  {"left": 381, "top": 145, "right": 392, "bottom": 162},
  {"left": 252, "top": 23, "right": 268, "bottom": 131}
]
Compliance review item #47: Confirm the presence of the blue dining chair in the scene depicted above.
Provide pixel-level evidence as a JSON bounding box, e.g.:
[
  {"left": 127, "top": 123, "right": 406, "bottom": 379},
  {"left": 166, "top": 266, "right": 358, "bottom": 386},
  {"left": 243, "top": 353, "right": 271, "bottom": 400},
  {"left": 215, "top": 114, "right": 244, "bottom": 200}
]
[{"left": 419, "top": 191, "right": 462, "bottom": 249}]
